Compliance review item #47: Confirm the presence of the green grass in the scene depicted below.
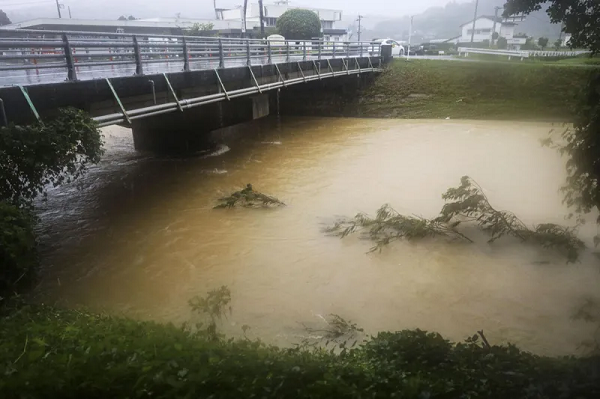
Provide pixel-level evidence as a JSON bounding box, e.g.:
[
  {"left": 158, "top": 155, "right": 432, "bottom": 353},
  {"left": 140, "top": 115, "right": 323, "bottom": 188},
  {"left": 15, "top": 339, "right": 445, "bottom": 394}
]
[
  {"left": 358, "top": 59, "right": 597, "bottom": 120},
  {"left": 1, "top": 304, "right": 599, "bottom": 398}
]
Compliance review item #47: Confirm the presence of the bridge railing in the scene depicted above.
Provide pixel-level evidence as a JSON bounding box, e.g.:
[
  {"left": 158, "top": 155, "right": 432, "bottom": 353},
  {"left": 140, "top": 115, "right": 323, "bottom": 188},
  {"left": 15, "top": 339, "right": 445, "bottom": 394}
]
[{"left": 0, "top": 29, "right": 381, "bottom": 85}]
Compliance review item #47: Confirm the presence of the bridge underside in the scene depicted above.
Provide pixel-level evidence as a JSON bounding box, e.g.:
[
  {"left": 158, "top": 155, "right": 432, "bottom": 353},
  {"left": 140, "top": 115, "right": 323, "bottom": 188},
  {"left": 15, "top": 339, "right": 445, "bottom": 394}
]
[{"left": 0, "top": 57, "right": 381, "bottom": 152}]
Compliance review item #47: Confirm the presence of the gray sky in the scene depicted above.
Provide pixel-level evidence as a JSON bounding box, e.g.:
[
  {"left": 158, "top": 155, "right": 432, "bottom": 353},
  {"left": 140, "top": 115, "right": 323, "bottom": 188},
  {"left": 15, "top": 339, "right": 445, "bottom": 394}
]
[{"left": 0, "top": 0, "right": 472, "bottom": 22}]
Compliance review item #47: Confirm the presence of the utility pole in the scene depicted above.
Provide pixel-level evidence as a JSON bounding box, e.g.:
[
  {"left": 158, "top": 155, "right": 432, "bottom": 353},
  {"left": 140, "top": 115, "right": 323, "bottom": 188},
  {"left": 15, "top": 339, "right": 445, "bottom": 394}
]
[
  {"left": 470, "top": 0, "right": 479, "bottom": 43},
  {"left": 68, "top": 6, "right": 72, "bottom": 19},
  {"left": 258, "top": 0, "right": 265, "bottom": 38},
  {"left": 406, "top": 15, "right": 413, "bottom": 60},
  {"left": 356, "top": 15, "right": 364, "bottom": 42},
  {"left": 490, "top": 6, "right": 501, "bottom": 47},
  {"left": 55, "top": 0, "right": 62, "bottom": 18}
]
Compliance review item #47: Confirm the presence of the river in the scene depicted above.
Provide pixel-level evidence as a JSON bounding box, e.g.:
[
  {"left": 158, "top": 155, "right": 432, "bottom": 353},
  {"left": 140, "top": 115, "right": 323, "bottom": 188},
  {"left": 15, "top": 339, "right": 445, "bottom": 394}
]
[{"left": 34, "top": 117, "right": 600, "bottom": 356}]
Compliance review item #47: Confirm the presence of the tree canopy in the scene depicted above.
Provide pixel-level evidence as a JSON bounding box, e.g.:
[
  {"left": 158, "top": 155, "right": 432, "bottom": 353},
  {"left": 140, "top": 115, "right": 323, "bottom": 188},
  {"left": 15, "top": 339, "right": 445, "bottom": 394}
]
[
  {"left": 276, "top": 9, "right": 321, "bottom": 40},
  {"left": 504, "top": 0, "right": 600, "bottom": 53},
  {"left": 537, "top": 37, "right": 549, "bottom": 49},
  {"left": 0, "top": 108, "right": 103, "bottom": 207},
  {"left": 0, "top": 10, "right": 11, "bottom": 26}
]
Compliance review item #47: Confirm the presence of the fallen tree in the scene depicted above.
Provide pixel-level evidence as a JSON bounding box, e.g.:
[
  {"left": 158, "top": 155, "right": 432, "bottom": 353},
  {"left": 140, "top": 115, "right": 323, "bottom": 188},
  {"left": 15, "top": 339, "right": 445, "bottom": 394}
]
[{"left": 326, "top": 176, "right": 584, "bottom": 262}]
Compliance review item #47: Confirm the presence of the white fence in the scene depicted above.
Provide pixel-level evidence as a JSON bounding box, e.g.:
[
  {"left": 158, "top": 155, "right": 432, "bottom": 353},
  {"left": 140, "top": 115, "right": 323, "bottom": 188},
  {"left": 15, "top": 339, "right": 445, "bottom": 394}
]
[{"left": 458, "top": 47, "right": 590, "bottom": 60}]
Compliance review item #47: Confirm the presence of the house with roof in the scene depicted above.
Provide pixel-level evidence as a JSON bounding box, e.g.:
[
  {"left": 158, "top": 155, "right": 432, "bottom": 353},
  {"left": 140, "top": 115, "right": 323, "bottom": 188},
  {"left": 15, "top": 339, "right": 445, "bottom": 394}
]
[
  {"left": 459, "top": 15, "right": 524, "bottom": 49},
  {"left": 218, "top": 1, "right": 348, "bottom": 42}
]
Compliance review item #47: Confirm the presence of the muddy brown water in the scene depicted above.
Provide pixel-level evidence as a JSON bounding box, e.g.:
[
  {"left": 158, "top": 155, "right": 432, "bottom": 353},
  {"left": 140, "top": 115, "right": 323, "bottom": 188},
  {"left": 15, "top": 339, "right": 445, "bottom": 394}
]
[{"left": 34, "top": 117, "right": 600, "bottom": 356}]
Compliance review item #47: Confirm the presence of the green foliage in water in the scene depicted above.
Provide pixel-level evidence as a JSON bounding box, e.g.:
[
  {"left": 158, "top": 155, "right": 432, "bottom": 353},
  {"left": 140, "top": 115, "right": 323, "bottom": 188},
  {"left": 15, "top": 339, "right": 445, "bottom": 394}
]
[
  {"left": 327, "top": 176, "right": 584, "bottom": 262},
  {"left": 0, "top": 107, "right": 103, "bottom": 207},
  {"left": 188, "top": 286, "right": 232, "bottom": 341},
  {"left": 1, "top": 303, "right": 599, "bottom": 398},
  {"left": 0, "top": 203, "right": 36, "bottom": 299},
  {"left": 324, "top": 204, "right": 473, "bottom": 253},
  {"left": 214, "top": 184, "right": 285, "bottom": 208}
]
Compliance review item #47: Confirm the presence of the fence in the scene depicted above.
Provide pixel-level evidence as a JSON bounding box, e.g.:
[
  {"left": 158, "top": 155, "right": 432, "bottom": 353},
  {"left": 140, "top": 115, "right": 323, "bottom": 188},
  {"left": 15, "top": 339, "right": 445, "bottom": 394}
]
[
  {"left": 458, "top": 47, "right": 590, "bottom": 60},
  {"left": 0, "top": 29, "right": 381, "bottom": 85}
]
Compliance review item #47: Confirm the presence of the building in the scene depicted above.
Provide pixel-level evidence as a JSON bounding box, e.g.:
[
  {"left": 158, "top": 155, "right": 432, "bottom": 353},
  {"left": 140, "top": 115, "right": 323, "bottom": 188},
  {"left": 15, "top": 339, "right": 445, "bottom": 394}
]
[
  {"left": 218, "top": 1, "right": 348, "bottom": 42},
  {"left": 458, "top": 15, "right": 525, "bottom": 50},
  {"left": 0, "top": 17, "right": 246, "bottom": 37}
]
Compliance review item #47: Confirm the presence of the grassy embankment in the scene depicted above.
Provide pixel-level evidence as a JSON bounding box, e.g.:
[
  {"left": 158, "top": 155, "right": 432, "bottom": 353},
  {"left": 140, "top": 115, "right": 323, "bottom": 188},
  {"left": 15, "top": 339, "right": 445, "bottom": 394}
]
[
  {"left": 1, "top": 303, "right": 599, "bottom": 398},
  {"left": 359, "top": 59, "right": 597, "bottom": 120}
]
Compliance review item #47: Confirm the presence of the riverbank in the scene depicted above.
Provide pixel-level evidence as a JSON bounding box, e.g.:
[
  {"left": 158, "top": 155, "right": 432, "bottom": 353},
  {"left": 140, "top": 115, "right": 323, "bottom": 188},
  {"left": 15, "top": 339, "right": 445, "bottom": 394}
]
[
  {"left": 358, "top": 59, "right": 595, "bottom": 120},
  {"left": 1, "top": 303, "right": 599, "bottom": 398}
]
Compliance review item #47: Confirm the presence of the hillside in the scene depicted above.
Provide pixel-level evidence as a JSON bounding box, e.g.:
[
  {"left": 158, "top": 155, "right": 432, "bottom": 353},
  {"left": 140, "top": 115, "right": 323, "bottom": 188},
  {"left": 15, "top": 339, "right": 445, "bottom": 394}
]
[{"left": 364, "top": 0, "right": 562, "bottom": 42}]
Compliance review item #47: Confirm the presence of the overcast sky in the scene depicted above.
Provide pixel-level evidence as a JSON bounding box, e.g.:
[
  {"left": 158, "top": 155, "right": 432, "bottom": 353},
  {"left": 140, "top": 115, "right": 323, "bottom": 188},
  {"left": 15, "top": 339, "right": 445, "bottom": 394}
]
[{"left": 0, "top": 0, "right": 473, "bottom": 20}]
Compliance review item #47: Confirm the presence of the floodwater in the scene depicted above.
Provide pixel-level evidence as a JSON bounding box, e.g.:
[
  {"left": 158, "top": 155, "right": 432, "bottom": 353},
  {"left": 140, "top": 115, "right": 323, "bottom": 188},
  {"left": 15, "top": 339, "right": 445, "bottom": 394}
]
[{"left": 34, "top": 117, "right": 600, "bottom": 356}]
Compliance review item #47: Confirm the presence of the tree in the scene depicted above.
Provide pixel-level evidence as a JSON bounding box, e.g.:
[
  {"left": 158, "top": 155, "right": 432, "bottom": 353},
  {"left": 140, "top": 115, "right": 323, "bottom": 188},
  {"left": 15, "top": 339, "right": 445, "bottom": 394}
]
[
  {"left": 127, "top": 15, "right": 136, "bottom": 21},
  {"left": 504, "top": 0, "right": 600, "bottom": 53},
  {"left": 187, "top": 22, "right": 215, "bottom": 36},
  {"left": 553, "top": 39, "right": 562, "bottom": 50},
  {"left": 521, "top": 36, "right": 538, "bottom": 50},
  {"left": 0, "top": 9, "right": 11, "bottom": 26},
  {"left": 118, "top": 15, "right": 127, "bottom": 21},
  {"left": 538, "top": 37, "right": 549, "bottom": 50},
  {"left": 0, "top": 108, "right": 103, "bottom": 207},
  {"left": 497, "top": 36, "right": 508, "bottom": 49},
  {"left": 276, "top": 9, "right": 321, "bottom": 40},
  {"left": 543, "top": 72, "right": 600, "bottom": 225}
]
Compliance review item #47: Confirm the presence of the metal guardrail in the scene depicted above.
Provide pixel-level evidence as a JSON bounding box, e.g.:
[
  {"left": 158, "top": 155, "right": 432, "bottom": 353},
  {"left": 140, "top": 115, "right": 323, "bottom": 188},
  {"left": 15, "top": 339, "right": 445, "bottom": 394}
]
[
  {"left": 458, "top": 47, "right": 529, "bottom": 60},
  {"left": 526, "top": 49, "right": 590, "bottom": 57},
  {"left": 458, "top": 47, "right": 590, "bottom": 60},
  {"left": 0, "top": 29, "right": 381, "bottom": 86},
  {"left": 0, "top": 29, "right": 383, "bottom": 127}
]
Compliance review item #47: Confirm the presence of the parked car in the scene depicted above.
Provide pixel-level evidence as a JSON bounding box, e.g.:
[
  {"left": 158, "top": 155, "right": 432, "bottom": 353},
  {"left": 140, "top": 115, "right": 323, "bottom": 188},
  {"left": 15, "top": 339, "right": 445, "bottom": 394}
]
[{"left": 372, "top": 38, "right": 405, "bottom": 57}]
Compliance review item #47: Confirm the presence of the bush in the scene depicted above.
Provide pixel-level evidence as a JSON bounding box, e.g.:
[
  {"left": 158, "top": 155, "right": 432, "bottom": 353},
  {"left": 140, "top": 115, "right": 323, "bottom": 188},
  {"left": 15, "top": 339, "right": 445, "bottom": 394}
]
[
  {"left": 276, "top": 9, "right": 321, "bottom": 40},
  {"left": 1, "top": 305, "right": 599, "bottom": 398},
  {"left": 0, "top": 107, "right": 103, "bottom": 207},
  {"left": 0, "top": 203, "right": 37, "bottom": 298}
]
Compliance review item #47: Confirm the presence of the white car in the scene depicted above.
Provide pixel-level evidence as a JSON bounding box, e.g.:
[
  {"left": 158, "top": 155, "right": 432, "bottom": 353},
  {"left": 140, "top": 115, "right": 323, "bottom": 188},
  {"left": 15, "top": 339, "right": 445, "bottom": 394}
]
[{"left": 372, "top": 38, "right": 405, "bottom": 57}]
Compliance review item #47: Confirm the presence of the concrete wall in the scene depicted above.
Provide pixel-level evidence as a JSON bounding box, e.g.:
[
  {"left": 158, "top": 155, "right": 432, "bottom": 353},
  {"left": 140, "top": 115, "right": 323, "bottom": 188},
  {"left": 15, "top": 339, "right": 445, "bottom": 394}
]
[{"left": 273, "top": 73, "right": 376, "bottom": 118}]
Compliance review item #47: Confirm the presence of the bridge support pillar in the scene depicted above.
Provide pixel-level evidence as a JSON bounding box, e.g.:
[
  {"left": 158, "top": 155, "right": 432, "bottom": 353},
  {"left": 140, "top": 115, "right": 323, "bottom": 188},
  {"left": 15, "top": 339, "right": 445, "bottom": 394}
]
[
  {"left": 131, "top": 96, "right": 263, "bottom": 153},
  {"left": 252, "top": 94, "right": 270, "bottom": 119}
]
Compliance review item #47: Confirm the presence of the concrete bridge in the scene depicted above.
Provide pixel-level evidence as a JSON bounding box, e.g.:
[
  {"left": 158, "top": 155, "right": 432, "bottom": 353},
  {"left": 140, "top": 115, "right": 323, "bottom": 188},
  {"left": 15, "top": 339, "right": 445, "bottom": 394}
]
[{"left": 0, "top": 29, "right": 387, "bottom": 151}]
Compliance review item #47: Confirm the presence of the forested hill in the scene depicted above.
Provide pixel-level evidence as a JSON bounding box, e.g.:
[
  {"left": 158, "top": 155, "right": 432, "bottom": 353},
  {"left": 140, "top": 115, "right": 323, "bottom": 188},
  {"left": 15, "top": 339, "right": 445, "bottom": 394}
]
[{"left": 363, "top": 0, "right": 561, "bottom": 42}]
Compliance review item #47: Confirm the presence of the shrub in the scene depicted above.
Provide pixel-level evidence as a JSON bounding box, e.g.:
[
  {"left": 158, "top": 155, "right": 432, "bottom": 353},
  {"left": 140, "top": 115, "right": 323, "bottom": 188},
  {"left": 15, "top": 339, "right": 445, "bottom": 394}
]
[
  {"left": 276, "top": 9, "right": 321, "bottom": 40},
  {"left": 0, "top": 107, "right": 103, "bottom": 207},
  {"left": 1, "top": 305, "right": 599, "bottom": 398},
  {"left": 0, "top": 203, "right": 36, "bottom": 298}
]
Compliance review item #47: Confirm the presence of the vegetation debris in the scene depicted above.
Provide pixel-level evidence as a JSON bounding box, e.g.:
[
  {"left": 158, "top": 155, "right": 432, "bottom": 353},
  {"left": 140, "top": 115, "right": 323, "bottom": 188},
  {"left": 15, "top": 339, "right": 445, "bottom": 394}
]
[
  {"left": 214, "top": 184, "right": 285, "bottom": 208},
  {"left": 327, "top": 176, "right": 585, "bottom": 262}
]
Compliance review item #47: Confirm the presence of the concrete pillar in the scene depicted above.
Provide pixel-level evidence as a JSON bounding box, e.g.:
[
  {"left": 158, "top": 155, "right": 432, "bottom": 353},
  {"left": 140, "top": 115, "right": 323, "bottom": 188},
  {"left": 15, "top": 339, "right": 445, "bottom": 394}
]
[
  {"left": 252, "top": 94, "right": 270, "bottom": 119},
  {"left": 131, "top": 97, "right": 255, "bottom": 153}
]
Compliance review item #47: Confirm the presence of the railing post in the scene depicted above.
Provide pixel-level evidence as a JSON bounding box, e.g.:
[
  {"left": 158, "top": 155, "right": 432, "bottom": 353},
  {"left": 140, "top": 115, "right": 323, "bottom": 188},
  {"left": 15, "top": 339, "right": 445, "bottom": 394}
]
[
  {"left": 359, "top": 41, "right": 363, "bottom": 57},
  {"left": 286, "top": 41, "right": 290, "bottom": 62},
  {"left": 346, "top": 42, "right": 350, "bottom": 59},
  {"left": 318, "top": 40, "right": 322, "bottom": 60},
  {"left": 133, "top": 35, "right": 144, "bottom": 75},
  {"left": 218, "top": 39, "right": 225, "bottom": 68},
  {"left": 303, "top": 41, "right": 307, "bottom": 61},
  {"left": 332, "top": 42, "right": 336, "bottom": 58},
  {"left": 267, "top": 40, "right": 272, "bottom": 64},
  {"left": 182, "top": 36, "right": 190, "bottom": 72},
  {"left": 62, "top": 33, "right": 77, "bottom": 81},
  {"left": 246, "top": 39, "right": 251, "bottom": 66}
]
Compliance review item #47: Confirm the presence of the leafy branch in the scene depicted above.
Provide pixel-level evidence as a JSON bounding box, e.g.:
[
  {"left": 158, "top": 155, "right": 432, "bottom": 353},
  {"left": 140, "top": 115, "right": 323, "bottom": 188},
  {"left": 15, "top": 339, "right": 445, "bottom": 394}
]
[
  {"left": 214, "top": 184, "right": 285, "bottom": 208},
  {"left": 325, "top": 204, "right": 473, "bottom": 253},
  {"left": 327, "top": 176, "right": 585, "bottom": 262}
]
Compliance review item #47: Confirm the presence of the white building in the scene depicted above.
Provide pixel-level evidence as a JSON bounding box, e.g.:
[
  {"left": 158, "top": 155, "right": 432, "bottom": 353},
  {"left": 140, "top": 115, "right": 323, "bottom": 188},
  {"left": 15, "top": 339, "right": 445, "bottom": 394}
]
[
  {"left": 459, "top": 15, "right": 525, "bottom": 50},
  {"left": 218, "top": 1, "right": 348, "bottom": 42}
]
